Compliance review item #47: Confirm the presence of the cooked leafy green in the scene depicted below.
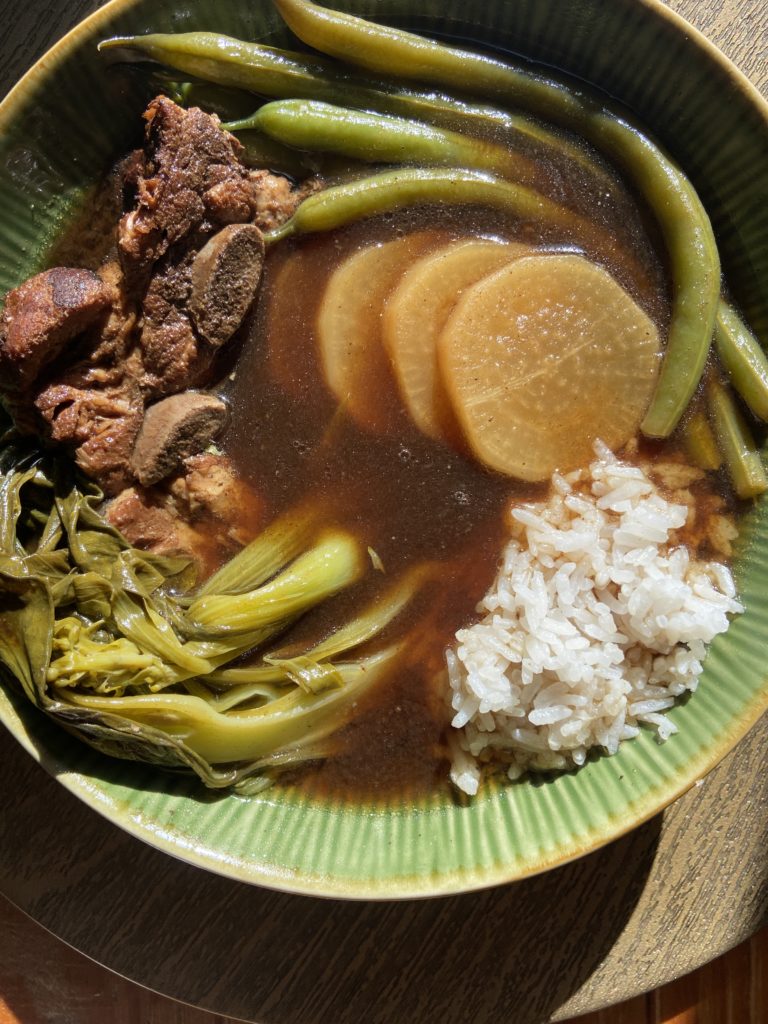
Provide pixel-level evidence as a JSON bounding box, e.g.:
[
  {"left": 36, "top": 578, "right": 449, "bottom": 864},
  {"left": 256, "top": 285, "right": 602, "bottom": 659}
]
[{"left": 0, "top": 440, "right": 414, "bottom": 793}]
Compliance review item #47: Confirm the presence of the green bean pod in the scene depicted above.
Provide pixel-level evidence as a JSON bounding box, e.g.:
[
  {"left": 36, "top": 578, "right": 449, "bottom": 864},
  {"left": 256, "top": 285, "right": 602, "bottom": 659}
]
[
  {"left": 273, "top": 0, "right": 588, "bottom": 125},
  {"left": 714, "top": 300, "right": 768, "bottom": 421},
  {"left": 272, "top": 0, "right": 722, "bottom": 438},
  {"left": 708, "top": 378, "right": 768, "bottom": 499},
  {"left": 261, "top": 167, "right": 624, "bottom": 267},
  {"left": 589, "top": 115, "right": 720, "bottom": 437},
  {"left": 229, "top": 99, "right": 537, "bottom": 184},
  {"left": 98, "top": 33, "right": 608, "bottom": 182},
  {"left": 100, "top": 33, "right": 521, "bottom": 133},
  {"left": 682, "top": 406, "right": 722, "bottom": 471}
]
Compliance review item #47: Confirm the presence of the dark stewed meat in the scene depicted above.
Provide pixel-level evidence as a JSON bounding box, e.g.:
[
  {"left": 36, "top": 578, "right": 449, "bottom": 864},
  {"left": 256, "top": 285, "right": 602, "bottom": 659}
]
[
  {"left": 130, "top": 392, "right": 228, "bottom": 487},
  {"left": 34, "top": 357, "right": 144, "bottom": 496},
  {"left": 140, "top": 223, "right": 265, "bottom": 397},
  {"left": 118, "top": 97, "right": 256, "bottom": 286},
  {"left": 121, "top": 97, "right": 306, "bottom": 398},
  {"left": 0, "top": 95, "right": 318, "bottom": 564},
  {"left": 0, "top": 268, "right": 111, "bottom": 391},
  {"left": 189, "top": 224, "right": 265, "bottom": 349},
  {"left": 107, "top": 452, "right": 266, "bottom": 573}
]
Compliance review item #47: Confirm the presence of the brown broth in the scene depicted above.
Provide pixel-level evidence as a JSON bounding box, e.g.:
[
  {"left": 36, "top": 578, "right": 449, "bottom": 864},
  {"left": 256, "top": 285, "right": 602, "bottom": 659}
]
[{"left": 220, "top": 161, "right": 671, "bottom": 799}]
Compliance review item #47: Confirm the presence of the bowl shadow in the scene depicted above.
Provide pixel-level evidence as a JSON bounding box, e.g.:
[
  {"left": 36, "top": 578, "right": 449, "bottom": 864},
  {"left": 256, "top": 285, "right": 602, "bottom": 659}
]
[{"left": 1, "top": 724, "right": 662, "bottom": 1024}]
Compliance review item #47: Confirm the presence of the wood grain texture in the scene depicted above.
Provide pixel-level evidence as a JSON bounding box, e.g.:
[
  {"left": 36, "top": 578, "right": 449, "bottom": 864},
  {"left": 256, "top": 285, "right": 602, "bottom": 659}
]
[
  {"left": 0, "top": 715, "right": 765, "bottom": 1023},
  {"left": 669, "top": 0, "right": 767, "bottom": 88},
  {"left": 0, "top": 897, "right": 233, "bottom": 1024},
  {"left": 0, "top": 0, "right": 766, "bottom": 1022},
  {"left": 0, "top": 895, "right": 765, "bottom": 1023}
]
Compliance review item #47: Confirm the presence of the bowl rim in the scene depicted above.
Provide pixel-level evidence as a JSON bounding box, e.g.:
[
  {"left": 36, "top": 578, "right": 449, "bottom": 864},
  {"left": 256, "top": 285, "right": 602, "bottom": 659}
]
[
  {"left": 0, "top": 0, "right": 767, "bottom": 900},
  {"left": 2, "top": 0, "right": 768, "bottom": 131}
]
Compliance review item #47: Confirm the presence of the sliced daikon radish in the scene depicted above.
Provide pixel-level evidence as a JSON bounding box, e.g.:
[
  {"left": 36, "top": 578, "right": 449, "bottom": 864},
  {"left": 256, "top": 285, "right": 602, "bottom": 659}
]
[
  {"left": 438, "top": 253, "right": 661, "bottom": 481},
  {"left": 382, "top": 238, "right": 530, "bottom": 444},
  {"left": 317, "top": 232, "right": 438, "bottom": 432}
]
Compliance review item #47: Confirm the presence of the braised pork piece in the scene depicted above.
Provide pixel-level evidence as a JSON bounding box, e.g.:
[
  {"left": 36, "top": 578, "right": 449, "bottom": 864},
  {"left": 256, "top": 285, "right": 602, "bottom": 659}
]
[{"left": 0, "top": 96, "right": 317, "bottom": 568}]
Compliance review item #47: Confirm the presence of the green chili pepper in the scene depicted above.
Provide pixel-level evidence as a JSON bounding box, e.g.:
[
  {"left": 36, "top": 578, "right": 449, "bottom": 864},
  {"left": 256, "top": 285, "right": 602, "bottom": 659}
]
[
  {"left": 272, "top": 0, "right": 722, "bottom": 439},
  {"left": 714, "top": 300, "right": 768, "bottom": 421},
  {"left": 708, "top": 378, "right": 768, "bottom": 499},
  {"left": 228, "top": 99, "right": 538, "bottom": 185}
]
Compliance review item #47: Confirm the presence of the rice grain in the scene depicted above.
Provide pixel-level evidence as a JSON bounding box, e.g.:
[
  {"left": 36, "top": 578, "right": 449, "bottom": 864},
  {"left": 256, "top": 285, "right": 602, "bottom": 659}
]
[{"left": 447, "top": 445, "right": 742, "bottom": 796}]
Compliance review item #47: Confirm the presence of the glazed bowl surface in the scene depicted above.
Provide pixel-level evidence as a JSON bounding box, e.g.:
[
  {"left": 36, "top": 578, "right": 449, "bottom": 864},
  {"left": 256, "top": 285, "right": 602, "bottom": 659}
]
[{"left": 0, "top": 0, "right": 766, "bottom": 898}]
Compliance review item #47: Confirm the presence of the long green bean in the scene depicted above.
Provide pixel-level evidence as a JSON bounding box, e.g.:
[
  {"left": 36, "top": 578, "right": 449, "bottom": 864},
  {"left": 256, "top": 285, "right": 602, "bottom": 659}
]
[
  {"left": 99, "top": 33, "right": 530, "bottom": 136},
  {"left": 228, "top": 99, "right": 537, "bottom": 184},
  {"left": 273, "top": 0, "right": 588, "bottom": 125},
  {"left": 589, "top": 114, "right": 720, "bottom": 437},
  {"left": 98, "top": 33, "right": 610, "bottom": 182},
  {"left": 272, "top": 0, "right": 722, "bottom": 438},
  {"left": 261, "top": 167, "right": 626, "bottom": 273},
  {"left": 682, "top": 406, "right": 722, "bottom": 471},
  {"left": 714, "top": 300, "right": 768, "bottom": 421},
  {"left": 708, "top": 378, "right": 768, "bottom": 499}
]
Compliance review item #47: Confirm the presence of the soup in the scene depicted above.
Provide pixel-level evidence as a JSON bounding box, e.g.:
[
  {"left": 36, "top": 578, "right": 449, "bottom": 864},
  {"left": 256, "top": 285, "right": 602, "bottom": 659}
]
[{"left": 0, "top": 0, "right": 757, "bottom": 799}]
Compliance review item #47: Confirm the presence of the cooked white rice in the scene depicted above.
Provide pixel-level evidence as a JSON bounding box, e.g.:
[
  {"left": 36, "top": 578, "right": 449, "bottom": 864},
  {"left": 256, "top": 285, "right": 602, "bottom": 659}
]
[{"left": 447, "top": 442, "right": 743, "bottom": 796}]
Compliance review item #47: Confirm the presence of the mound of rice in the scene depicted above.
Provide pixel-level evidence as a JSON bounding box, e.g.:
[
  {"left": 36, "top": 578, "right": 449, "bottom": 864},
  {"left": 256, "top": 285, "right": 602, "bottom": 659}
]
[{"left": 447, "top": 443, "right": 743, "bottom": 796}]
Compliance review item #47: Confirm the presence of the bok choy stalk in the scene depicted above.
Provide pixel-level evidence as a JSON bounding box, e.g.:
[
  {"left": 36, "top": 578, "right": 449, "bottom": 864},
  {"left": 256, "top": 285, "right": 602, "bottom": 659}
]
[
  {"left": 205, "top": 567, "right": 426, "bottom": 709},
  {"left": 62, "top": 646, "right": 398, "bottom": 764},
  {"left": 0, "top": 443, "right": 415, "bottom": 792},
  {"left": 187, "top": 531, "right": 364, "bottom": 633}
]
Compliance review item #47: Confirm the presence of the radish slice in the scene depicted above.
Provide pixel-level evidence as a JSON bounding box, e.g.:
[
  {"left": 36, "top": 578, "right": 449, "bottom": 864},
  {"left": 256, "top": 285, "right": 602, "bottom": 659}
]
[
  {"left": 316, "top": 232, "right": 438, "bottom": 432},
  {"left": 382, "top": 238, "right": 530, "bottom": 444},
  {"left": 438, "top": 253, "right": 661, "bottom": 480}
]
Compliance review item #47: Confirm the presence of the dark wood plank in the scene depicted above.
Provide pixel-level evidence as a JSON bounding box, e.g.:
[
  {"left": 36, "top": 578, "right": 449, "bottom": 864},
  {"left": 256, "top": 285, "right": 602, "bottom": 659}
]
[
  {"left": 0, "top": 718, "right": 765, "bottom": 1023},
  {"left": 0, "top": 895, "right": 235, "bottom": 1024},
  {"left": 749, "top": 926, "right": 768, "bottom": 1020},
  {"left": 1, "top": 892, "right": 766, "bottom": 1023},
  {"left": 0, "top": 0, "right": 101, "bottom": 99}
]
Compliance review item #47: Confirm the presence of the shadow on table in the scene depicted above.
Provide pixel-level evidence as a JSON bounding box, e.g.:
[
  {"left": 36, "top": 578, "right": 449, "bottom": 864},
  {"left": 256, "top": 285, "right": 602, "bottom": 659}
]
[
  {"left": 199, "top": 817, "right": 663, "bottom": 1024},
  {"left": 0, "top": 728, "right": 664, "bottom": 1024}
]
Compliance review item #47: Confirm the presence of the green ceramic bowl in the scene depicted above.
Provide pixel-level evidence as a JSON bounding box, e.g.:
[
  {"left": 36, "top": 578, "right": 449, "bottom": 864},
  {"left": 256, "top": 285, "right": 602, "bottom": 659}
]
[{"left": 1, "top": 0, "right": 767, "bottom": 899}]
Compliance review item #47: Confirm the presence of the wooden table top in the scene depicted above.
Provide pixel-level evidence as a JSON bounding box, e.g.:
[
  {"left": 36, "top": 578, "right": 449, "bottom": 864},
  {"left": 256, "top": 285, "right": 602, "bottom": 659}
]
[
  {"left": 0, "top": 0, "right": 766, "bottom": 1022},
  {"left": 0, "top": 895, "right": 764, "bottom": 1023}
]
